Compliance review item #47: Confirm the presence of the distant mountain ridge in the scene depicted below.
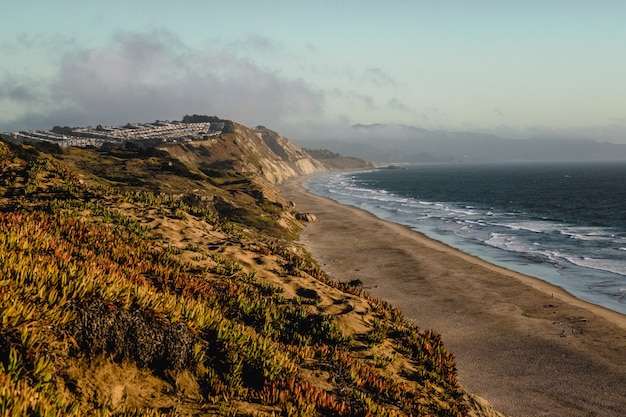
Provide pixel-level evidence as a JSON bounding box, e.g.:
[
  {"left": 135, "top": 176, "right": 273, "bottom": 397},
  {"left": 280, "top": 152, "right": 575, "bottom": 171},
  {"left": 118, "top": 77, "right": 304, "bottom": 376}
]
[{"left": 296, "top": 123, "right": 626, "bottom": 163}]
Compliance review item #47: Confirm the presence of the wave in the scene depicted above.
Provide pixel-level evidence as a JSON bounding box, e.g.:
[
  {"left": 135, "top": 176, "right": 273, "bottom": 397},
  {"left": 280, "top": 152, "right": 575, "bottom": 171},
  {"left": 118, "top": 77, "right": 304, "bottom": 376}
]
[{"left": 559, "top": 255, "right": 626, "bottom": 276}]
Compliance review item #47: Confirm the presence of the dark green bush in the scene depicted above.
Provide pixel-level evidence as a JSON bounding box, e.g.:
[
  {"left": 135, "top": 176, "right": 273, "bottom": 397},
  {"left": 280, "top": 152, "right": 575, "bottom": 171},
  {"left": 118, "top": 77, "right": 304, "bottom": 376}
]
[{"left": 70, "top": 301, "right": 197, "bottom": 373}]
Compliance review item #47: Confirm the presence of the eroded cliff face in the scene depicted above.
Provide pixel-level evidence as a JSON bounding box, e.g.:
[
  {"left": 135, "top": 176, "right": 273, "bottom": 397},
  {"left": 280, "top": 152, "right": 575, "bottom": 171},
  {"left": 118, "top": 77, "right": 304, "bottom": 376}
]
[
  {"left": 254, "top": 127, "right": 328, "bottom": 181},
  {"left": 161, "top": 123, "right": 327, "bottom": 184}
]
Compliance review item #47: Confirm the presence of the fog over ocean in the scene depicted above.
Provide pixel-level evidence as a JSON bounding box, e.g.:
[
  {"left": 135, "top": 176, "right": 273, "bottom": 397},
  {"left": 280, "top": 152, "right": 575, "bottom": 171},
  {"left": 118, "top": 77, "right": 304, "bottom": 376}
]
[{"left": 306, "top": 162, "right": 626, "bottom": 315}]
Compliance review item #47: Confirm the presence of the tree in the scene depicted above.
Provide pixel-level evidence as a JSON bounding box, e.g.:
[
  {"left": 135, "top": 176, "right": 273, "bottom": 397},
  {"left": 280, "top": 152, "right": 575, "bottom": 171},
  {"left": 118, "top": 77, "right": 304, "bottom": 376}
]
[{"left": 181, "top": 114, "right": 222, "bottom": 123}]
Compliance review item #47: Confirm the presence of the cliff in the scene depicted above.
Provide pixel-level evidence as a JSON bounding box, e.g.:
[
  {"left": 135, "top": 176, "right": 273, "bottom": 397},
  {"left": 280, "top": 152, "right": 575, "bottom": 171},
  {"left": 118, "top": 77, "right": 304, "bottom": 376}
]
[{"left": 160, "top": 123, "right": 329, "bottom": 184}]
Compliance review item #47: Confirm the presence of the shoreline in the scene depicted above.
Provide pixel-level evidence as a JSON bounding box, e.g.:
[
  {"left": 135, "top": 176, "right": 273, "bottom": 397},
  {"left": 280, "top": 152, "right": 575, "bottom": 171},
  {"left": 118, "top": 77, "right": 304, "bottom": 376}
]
[
  {"left": 280, "top": 175, "right": 626, "bottom": 417},
  {"left": 307, "top": 169, "right": 626, "bottom": 318}
]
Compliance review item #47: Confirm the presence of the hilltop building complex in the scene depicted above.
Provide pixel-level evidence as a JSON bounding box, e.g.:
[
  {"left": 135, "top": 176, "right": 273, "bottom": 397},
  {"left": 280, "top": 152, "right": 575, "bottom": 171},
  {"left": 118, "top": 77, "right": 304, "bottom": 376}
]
[{"left": 1, "top": 120, "right": 225, "bottom": 148}]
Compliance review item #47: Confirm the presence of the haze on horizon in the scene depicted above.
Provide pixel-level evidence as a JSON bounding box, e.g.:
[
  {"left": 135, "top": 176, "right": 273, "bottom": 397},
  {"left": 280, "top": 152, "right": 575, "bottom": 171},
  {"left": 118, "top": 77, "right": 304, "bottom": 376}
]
[{"left": 2, "top": 1, "right": 626, "bottom": 145}]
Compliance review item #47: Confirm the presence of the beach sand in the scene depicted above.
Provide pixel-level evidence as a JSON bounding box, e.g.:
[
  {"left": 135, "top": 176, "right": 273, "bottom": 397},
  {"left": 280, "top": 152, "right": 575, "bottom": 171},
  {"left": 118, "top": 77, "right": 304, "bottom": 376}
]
[{"left": 280, "top": 176, "right": 626, "bottom": 417}]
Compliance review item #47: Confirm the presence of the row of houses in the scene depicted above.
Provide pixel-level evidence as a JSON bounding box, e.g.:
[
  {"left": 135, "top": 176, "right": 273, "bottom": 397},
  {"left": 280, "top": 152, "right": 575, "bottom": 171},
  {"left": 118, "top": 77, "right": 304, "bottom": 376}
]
[{"left": 0, "top": 121, "right": 225, "bottom": 149}]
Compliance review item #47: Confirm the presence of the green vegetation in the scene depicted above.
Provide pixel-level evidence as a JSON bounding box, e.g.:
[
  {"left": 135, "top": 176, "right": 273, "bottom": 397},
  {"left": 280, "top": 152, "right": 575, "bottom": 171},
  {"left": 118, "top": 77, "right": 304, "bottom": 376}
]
[
  {"left": 181, "top": 115, "right": 224, "bottom": 123},
  {"left": 222, "top": 121, "right": 236, "bottom": 134},
  {"left": 0, "top": 137, "right": 474, "bottom": 416},
  {"left": 51, "top": 125, "right": 75, "bottom": 135}
]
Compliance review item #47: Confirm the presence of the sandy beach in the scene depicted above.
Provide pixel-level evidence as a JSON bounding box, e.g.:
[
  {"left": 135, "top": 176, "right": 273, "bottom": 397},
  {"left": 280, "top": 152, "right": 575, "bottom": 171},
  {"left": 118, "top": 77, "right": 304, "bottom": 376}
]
[{"left": 280, "top": 176, "right": 626, "bottom": 417}]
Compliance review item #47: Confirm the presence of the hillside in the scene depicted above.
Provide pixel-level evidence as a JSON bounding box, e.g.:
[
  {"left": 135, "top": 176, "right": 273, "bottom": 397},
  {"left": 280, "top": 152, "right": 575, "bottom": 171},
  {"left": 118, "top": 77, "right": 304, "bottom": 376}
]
[
  {"left": 303, "top": 149, "right": 374, "bottom": 171},
  {"left": 0, "top": 122, "right": 502, "bottom": 416}
]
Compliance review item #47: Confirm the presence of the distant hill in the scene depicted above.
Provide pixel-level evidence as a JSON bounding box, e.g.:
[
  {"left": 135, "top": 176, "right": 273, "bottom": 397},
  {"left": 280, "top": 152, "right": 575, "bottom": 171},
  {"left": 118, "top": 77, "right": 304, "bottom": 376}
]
[
  {"left": 295, "top": 123, "right": 626, "bottom": 163},
  {"left": 303, "top": 148, "right": 374, "bottom": 170}
]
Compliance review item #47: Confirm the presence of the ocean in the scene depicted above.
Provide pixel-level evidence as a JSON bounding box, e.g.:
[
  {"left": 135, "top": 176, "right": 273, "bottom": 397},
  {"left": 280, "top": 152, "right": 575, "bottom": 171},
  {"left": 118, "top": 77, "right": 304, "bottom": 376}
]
[{"left": 305, "top": 161, "right": 626, "bottom": 315}]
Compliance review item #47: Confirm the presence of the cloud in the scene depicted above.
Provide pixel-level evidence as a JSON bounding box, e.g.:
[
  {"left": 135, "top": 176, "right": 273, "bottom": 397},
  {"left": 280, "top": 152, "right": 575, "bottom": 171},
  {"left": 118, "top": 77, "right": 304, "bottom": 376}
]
[
  {"left": 460, "top": 123, "right": 626, "bottom": 144},
  {"left": 2, "top": 30, "right": 324, "bottom": 131},
  {"left": 387, "top": 97, "right": 411, "bottom": 112},
  {"left": 229, "top": 34, "right": 282, "bottom": 55},
  {"left": 0, "top": 80, "right": 40, "bottom": 103},
  {"left": 364, "top": 67, "right": 397, "bottom": 88}
]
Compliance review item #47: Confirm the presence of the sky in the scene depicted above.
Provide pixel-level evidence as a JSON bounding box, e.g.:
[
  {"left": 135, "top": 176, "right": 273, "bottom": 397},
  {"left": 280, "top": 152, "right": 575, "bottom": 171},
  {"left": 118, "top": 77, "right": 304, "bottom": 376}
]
[{"left": 2, "top": 1, "right": 626, "bottom": 143}]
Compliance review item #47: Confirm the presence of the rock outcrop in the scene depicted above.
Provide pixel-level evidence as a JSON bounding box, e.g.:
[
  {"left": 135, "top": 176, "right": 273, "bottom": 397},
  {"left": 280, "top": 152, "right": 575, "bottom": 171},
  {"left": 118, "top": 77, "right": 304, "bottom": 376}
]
[{"left": 295, "top": 212, "right": 318, "bottom": 222}]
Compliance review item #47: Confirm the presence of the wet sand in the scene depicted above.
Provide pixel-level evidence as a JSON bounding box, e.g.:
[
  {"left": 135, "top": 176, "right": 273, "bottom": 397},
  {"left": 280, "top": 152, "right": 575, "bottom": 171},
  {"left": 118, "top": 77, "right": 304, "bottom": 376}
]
[{"left": 280, "top": 176, "right": 626, "bottom": 417}]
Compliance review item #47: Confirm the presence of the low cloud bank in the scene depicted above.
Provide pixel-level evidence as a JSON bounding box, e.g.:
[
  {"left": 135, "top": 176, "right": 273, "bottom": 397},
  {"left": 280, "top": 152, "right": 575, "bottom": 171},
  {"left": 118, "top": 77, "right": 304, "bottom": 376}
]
[{"left": 1, "top": 30, "right": 323, "bottom": 131}]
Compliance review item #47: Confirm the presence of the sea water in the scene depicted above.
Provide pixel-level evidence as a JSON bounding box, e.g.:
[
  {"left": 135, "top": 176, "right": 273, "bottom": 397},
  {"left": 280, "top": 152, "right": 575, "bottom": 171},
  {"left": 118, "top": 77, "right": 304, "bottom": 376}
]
[{"left": 305, "top": 161, "right": 626, "bottom": 315}]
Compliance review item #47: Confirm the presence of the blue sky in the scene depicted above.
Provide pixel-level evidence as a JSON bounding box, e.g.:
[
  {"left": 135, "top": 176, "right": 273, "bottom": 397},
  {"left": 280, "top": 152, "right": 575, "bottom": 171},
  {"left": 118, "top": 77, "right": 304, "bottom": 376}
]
[{"left": 2, "top": 1, "right": 626, "bottom": 142}]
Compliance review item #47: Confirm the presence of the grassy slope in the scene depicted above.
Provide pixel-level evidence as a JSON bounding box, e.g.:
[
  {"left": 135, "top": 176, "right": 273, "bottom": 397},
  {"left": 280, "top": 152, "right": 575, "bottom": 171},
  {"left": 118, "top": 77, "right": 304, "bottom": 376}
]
[{"left": 0, "top": 139, "right": 501, "bottom": 417}]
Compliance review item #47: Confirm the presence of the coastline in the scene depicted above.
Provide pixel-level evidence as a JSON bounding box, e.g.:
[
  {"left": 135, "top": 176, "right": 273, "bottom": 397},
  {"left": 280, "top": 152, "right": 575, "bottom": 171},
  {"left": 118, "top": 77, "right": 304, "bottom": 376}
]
[{"left": 280, "top": 175, "right": 626, "bottom": 417}]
